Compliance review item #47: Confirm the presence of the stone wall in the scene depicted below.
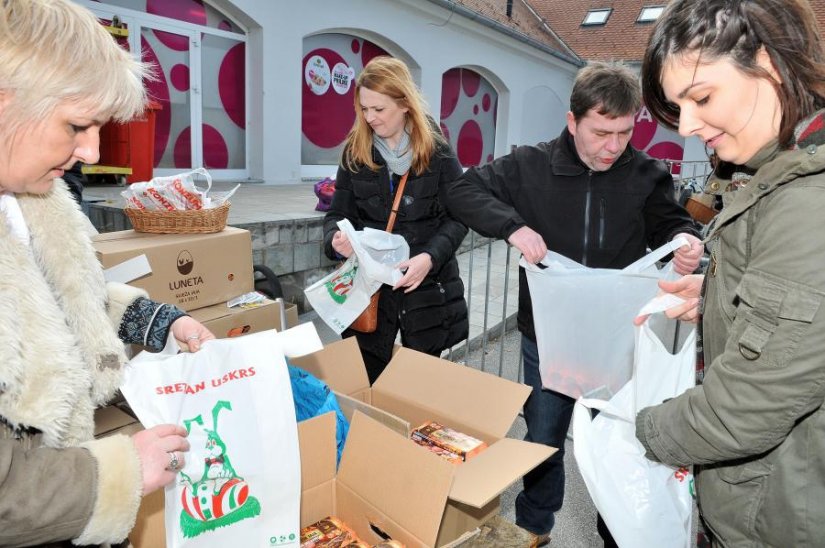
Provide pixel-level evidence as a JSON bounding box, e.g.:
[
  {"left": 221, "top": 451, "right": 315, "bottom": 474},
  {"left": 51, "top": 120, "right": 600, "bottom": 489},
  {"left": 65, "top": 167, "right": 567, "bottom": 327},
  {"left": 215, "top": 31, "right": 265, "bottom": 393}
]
[{"left": 88, "top": 203, "right": 496, "bottom": 314}]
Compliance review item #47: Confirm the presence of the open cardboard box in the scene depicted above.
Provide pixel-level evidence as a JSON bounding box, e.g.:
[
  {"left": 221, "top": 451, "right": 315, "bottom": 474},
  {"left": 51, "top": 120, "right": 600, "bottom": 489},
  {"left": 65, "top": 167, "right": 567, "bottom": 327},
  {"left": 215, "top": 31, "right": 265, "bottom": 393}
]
[
  {"left": 126, "top": 390, "right": 407, "bottom": 548},
  {"left": 301, "top": 411, "right": 479, "bottom": 547},
  {"left": 93, "top": 404, "right": 143, "bottom": 438},
  {"left": 291, "top": 338, "right": 556, "bottom": 546},
  {"left": 189, "top": 298, "right": 300, "bottom": 338}
]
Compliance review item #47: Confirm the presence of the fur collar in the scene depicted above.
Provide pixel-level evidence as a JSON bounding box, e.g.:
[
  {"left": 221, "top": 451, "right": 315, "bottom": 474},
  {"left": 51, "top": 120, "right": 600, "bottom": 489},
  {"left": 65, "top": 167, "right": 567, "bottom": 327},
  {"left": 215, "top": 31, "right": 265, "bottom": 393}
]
[{"left": 0, "top": 181, "right": 126, "bottom": 447}]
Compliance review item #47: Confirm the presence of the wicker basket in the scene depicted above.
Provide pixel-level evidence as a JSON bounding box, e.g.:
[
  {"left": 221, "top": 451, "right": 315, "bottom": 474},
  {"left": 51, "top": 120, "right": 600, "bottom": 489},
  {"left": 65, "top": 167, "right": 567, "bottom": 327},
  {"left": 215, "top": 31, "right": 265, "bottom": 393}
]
[{"left": 125, "top": 202, "right": 230, "bottom": 234}]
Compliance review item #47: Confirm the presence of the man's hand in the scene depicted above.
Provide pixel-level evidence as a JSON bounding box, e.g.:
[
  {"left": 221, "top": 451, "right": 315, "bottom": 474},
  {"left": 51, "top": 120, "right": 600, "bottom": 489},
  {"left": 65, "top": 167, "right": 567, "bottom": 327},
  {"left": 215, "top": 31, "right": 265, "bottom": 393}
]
[
  {"left": 672, "top": 233, "right": 704, "bottom": 275},
  {"left": 393, "top": 253, "right": 433, "bottom": 293},
  {"left": 508, "top": 226, "right": 548, "bottom": 264},
  {"left": 331, "top": 230, "right": 353, "bottom": 258},
  {"left": 634, "top": 274, "right": 704, "bottom": 325}
]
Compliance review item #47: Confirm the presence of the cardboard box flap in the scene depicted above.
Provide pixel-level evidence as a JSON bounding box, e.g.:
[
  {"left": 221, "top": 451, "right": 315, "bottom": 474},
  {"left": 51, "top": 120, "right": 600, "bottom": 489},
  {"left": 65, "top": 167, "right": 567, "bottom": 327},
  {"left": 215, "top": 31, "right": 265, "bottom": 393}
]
[
  {"left": 449, "top": 438, "right": 556, "bottom": 508},
  {"left": 339, "top": 412, "right": 454, "bottom": 547},
  {"left": 94, "top": 405, "right": 139, "bottom": 437},
  {"left": 189, "top": 303, "right": 234, "bottom": 323},
  {"left": 93, "top": 227, "right": 248, "bottom": 246},
  {"left": 334, "top": 391, "right": 410, "bottom": 437},
  {"left": 290, "top": 338, "right": 369, "bottom": 397},
  {"left": 335, "top": 482, "right": 429, "bottom": 548},
  {"left": 374, "top": 348, "right": 531, "bottom": 440},
  {"left": 298, "top": 412, "right": 337, "bottom": 491}
]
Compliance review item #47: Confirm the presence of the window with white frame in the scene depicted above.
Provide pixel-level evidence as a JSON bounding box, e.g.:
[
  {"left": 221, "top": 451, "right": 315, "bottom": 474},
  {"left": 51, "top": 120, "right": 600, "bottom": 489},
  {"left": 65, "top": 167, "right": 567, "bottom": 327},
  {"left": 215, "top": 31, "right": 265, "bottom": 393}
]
[
  {"left": 582, "top": 9, "right": 611, "bottom": 26},
  {"left": 80, "top": 0, "right": 248, "bottom": 179},
  {"left": 638, "top": 6, "right": 665, "bottom": 23}
]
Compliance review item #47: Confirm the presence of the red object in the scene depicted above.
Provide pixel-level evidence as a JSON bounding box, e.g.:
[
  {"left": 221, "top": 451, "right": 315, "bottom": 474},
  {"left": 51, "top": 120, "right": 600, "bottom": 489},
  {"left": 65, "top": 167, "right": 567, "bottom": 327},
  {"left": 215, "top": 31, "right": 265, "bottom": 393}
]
[{"left": 98, "top": 100, "right": 163, "bottom": 183}]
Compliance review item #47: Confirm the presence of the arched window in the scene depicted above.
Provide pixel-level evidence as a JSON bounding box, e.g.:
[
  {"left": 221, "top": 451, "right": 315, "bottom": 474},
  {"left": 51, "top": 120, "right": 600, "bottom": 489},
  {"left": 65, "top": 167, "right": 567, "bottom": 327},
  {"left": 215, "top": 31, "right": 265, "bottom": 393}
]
[
  {"left": 440, "top": 68, "right": 498, "bottom": 167},
  {"left": 301, "top": 34, "right": 389, "bottom": 167}
]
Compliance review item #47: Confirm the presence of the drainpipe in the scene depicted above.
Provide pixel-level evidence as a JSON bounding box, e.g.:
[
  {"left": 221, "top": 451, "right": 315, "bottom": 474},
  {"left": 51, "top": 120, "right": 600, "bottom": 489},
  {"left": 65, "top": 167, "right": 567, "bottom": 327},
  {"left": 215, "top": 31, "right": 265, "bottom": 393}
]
[{"left": 421, "top": 0, "right": 583, "bottom": 67}]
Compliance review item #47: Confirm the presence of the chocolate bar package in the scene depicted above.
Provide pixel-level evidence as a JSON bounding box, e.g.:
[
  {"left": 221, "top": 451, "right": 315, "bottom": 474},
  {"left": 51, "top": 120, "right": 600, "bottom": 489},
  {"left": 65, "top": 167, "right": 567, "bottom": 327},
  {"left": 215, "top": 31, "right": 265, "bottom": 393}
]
[
  {"left": 410, "top": 431, "right": 464, "bottom": 464},
  {"left": 300, "top": 516, "right": 368, "bottom": 548},
  {"left": 411, "top": 421, "right": 488, "bottom": 462}
]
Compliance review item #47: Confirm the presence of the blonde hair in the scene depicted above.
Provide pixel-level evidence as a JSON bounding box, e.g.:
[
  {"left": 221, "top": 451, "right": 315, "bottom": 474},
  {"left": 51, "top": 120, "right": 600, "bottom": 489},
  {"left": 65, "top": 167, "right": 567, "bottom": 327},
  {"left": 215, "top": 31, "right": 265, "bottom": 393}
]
[
  {"left": 0, "top": 0, "right": 149, "bottom": 137},
  {"left": 343, "top": 56, "right": 445, "bottom": 175}
]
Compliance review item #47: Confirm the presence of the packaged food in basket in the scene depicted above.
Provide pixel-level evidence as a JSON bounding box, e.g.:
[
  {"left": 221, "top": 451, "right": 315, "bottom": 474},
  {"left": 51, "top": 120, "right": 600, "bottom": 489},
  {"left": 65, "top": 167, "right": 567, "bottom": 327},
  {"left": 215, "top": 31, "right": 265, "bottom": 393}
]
[
  {"left": 121, "top": 167, "right": 238, "bottom": 212},
  {"left": 300, "top": 516, "right": 368, "bottom": 548},
  {"left": 411, "top": 421, "right": 488, "bottom": 462},
  {"left": 121, "top": 168, "right": 241, "bottom": 233}
]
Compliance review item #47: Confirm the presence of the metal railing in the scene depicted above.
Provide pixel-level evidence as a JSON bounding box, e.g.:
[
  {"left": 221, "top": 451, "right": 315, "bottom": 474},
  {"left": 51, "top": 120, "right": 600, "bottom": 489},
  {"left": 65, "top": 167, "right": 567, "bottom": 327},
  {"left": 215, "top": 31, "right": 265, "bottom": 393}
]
[
  {"left": 666, "top": 159, "right": 713, "bottom": 195},
  {"left": 444, "top": 232, "right": 524, "bottom": 384}
]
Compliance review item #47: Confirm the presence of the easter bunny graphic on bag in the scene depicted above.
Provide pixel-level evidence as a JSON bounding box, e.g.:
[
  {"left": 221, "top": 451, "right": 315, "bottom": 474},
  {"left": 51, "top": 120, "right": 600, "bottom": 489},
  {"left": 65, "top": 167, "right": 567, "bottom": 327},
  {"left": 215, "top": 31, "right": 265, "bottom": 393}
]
[{"left": 178, "top": 400, "right": 261, "bottom": 538}]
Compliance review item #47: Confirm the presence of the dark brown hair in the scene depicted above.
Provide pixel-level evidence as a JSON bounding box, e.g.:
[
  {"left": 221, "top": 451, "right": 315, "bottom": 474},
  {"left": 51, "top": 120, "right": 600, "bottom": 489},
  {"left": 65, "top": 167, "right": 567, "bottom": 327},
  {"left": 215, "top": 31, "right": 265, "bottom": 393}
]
[
  {"left": 570, "top": 61, "right": 641, "bottom": 121},
  {"left": 642, "top": 0, "right": 825, "bottom": 148}
]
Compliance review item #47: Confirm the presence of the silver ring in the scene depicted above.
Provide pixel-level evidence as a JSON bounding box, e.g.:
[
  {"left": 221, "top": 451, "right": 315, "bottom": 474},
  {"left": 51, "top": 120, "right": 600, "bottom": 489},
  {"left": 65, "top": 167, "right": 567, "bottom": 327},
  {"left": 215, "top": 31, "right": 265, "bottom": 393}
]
[
  {"left": 167, "top": 451, "right": 180, "bottom": 471},
  {"left": 185, "top": 334, "right": 199, "bottom": 341}
]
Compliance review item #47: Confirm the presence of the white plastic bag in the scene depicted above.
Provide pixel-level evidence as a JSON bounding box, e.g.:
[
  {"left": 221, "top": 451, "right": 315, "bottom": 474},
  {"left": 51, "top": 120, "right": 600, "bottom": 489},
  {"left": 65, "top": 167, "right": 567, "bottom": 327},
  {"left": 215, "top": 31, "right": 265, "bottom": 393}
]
[
  {"left": 120, "top": 330, "right": 302, "bottom": 548},
  {"left": 337, "top": 218, "right": 409, "bottom": 286},
  {"left": 304, "top": 256, "right": 375, "bottom": 334},
  {"left": 523, "top": 237, "right": 686, "bottom": 399},
  {"left": 573, "top": 297, "right": 696, "bottom": 548},
  {"left": 304, "top": 219, "right": 409, "bottom": 334}
]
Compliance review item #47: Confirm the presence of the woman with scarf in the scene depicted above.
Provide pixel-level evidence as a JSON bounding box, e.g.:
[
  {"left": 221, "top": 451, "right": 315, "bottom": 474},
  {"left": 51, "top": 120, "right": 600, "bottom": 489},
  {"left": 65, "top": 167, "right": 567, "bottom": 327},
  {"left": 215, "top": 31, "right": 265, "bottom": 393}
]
[
  {"left": 633, "top": 0, "right": 825, "bottom": 545},
  {"left": 323, "top": 56, "right": 468, "bottom": 384},
  {"left": 0, "top": 1, "right": 214, "bottom": 545}
]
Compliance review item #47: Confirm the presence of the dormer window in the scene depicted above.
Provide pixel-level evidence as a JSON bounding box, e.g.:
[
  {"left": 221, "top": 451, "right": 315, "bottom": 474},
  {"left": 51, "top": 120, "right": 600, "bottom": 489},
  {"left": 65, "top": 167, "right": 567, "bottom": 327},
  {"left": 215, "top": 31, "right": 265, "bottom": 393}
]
[
  {"left": 582, "top": 8, "right": 612, "bottom": 26},
  {"left": 637, "top": 6, "right": 665, "bottom": 23}
]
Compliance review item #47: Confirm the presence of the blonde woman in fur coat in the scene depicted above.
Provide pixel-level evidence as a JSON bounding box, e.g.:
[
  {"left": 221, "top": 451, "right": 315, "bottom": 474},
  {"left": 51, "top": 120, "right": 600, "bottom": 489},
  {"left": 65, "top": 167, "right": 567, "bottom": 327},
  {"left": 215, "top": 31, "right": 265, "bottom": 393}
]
[{"left": 0, "top": 1, "right": 215, "bottom": 546}]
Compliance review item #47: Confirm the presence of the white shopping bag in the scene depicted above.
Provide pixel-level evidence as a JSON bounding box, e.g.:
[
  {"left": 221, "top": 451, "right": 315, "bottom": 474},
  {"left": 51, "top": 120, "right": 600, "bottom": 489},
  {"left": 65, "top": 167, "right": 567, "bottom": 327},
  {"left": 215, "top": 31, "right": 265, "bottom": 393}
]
[
  {"left": 573, "top": 297, "right": 696, "bottom": 548},
  {"left": 523, "top": 237, "right": 687, "bottom": 399},
  {"left": 337, "top": 218, "right": 409, "bottom": 286},
  {"left": 304, "top": 219, "right": 409, "bottom": 334},
  {"left": 120, "top": 330, "right": 301, "bottom": 548}
]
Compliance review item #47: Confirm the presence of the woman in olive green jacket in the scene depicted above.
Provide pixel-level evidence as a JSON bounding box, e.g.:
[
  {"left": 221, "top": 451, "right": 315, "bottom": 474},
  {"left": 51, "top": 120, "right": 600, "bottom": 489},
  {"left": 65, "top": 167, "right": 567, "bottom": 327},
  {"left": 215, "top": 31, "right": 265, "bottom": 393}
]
[{"left": 634, "top": 0, "right": 825, "bottom": 546}]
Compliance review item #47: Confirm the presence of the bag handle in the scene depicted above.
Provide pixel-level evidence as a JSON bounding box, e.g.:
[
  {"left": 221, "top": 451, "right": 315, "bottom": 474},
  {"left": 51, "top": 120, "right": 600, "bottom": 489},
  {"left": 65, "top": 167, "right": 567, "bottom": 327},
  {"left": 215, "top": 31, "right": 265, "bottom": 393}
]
[
  {"left": 385, "top": 171, "right": 409, "bottom": 233},
  {"left": 621, "top": 236, "right": 688, "bottom": 274},
  {"left": 637, "top": 293, "right": 686, "bottom": 317}
]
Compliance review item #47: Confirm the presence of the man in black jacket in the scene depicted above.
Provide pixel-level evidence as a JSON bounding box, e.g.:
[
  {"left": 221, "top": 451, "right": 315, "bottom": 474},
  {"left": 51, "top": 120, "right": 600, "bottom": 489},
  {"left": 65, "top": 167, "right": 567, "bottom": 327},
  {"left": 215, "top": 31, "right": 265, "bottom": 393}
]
[{"left": 440, "top": 62, "right": 703, "bottom": 545}]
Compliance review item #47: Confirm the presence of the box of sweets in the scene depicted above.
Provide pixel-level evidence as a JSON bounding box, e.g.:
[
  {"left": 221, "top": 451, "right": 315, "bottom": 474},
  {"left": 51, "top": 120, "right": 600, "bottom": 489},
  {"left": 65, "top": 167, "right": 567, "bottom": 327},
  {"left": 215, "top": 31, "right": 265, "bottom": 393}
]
[
  {"left": 409, "top": 431, "right": 463, "bottom": 465},
  {"left": 411, "top": 421, "right": 488, "bottom": 463}
]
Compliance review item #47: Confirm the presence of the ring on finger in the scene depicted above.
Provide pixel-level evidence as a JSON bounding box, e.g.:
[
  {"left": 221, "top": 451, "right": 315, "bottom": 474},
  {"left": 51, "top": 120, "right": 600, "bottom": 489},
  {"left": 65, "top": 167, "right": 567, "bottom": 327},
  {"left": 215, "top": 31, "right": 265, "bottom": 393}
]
[
  {"left": 186, "top": 334, "right": 199, "bottom": 341},
  {"left": 167, "top": 451, "right": 180, "bottom": 471}
]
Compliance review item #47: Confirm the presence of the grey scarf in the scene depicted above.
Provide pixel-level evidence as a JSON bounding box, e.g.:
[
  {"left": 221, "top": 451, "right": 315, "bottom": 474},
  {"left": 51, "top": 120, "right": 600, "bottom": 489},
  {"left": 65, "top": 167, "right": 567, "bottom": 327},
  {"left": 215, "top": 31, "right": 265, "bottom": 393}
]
[{"left": 373, "top": 129, "right": 412, "bottom": 176}]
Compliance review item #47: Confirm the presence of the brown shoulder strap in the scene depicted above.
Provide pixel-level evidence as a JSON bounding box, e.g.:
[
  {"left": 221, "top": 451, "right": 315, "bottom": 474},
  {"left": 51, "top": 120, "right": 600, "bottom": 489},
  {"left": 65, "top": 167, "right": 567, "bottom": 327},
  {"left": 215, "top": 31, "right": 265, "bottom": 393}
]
[{"left": 385, "top": 171, "right": 409, "bottom": 233}]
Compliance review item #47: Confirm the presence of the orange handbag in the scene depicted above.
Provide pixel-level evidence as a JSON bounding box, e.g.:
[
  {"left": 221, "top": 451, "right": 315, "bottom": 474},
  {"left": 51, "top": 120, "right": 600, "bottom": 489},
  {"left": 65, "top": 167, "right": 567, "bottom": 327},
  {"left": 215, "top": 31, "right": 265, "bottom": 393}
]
[{"left": 349, "top": 171, "right": 409, "bottom": 333}]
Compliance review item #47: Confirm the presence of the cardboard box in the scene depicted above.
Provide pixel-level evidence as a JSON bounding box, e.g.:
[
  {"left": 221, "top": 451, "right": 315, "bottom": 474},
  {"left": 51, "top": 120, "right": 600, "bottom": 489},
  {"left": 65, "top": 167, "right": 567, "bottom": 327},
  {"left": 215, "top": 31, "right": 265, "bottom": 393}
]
[
  {"left": 128, "top": 392, "right": 407, "bottom": 548},
  {"left": 93, "top": 405, "right": 143, "bottom": 438},
  {"left": 301, "top": 411, "right": 458, "bottom": 547},
  {"left": 130, "top": 489, "right": 164, "bottom": 548},
  {"left": 189, "top": 298, "right": 299, "bottom": 338},
  {"left": 93, "top": 227, "right": 253, "bottom": 311},
  {"left": 291, "top": 338, "right": 556, "bottom": 546}
]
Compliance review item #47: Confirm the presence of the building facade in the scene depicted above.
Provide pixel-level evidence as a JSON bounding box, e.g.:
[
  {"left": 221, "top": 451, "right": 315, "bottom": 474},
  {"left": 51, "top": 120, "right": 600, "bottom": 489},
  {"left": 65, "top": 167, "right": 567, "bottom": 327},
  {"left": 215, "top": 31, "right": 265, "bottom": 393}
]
[{"left": 79, "top": 0, "right": 582, "bottom": 185}]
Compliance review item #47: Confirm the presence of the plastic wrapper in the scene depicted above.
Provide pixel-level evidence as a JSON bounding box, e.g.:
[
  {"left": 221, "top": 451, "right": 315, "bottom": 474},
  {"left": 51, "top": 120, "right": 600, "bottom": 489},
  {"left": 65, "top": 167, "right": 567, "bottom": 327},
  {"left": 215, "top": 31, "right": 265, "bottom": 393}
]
[
  {"left": 121, "top": 167, "right": 239, "bottom": 211},
  {"left": 300, "top": 516, "right": 367, "bottom": 547}
]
